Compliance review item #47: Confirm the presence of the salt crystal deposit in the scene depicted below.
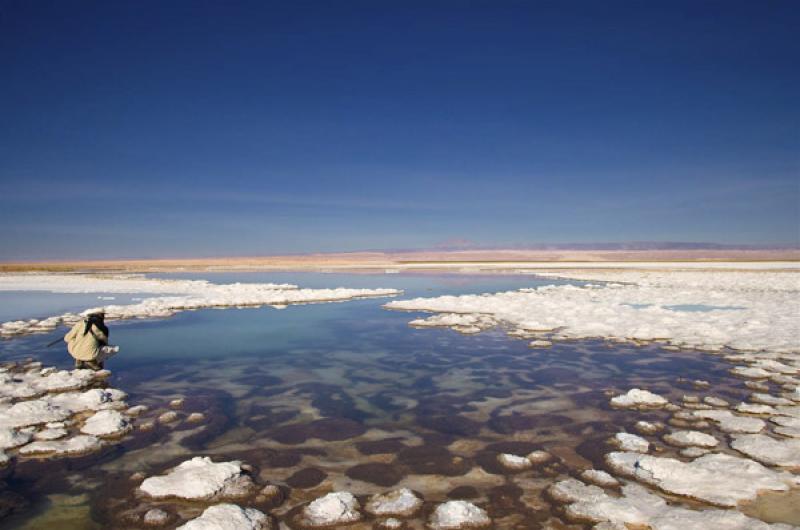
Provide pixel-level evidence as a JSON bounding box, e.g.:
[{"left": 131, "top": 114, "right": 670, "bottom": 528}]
[
  {"left": 139, "top": 457, "right": 251, "bottom": 500},
  {"left": 429, "top": 500, "right": 490, "bottom": 530},
  {"left": 364, "top": 488, "right": 423, "bottom": 517},
  {"left": 610, "top": 388, "right": 668, "bottom": 408},
  {"left": 549, "top": 477, "right": 787, "bottom": 529},
  {"left": 663, "top": 430, "right": 719, "bottom": 448},
  {"left": 730, "top": 434, "right": 800, "bottom": 467},
  {"left": 0, "top": 274, "right": 401, "bottom": 337},
  {"left": 386, "top": 270, "right": 800, "bottom": 354},
  {"left": 497, "top": 453, "right": 533, "bottom": 470},
  {"left": 612, "top": 432, "right": 650, "bottom": 452},
  {"left": 301, "top": 491, "right": 361, "bottom": 527},
  {"left": 177, "top": 503, "right": 270, "bottom": 530},
  {"left": 80, "top": 409, "right": 132, "bottom": 438},
  {"left": 606, "top": 451, "right": 799, "bottom": 506}
]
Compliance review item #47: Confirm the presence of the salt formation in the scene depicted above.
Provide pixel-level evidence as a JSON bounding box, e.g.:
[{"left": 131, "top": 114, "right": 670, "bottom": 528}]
[
  {"left": 364, "top": 488, "right": 423, "bottom": 516},
  {"left": 606, "top": 451, "right": 799, "bottom": 506},
  {"left": 429, "top": 500, "right": 490, "bottom": 530},
  {"left": 662, "top": 430, "right": 719, "bottom": 448},
  {"left": 80, "top": 410, "right": 132, "bottom": 437},
  {"left": 18, "top": 434, "right": 102, "bottom": 456},
  {"left": 611, "top": 432, "right": 650, "bottom": 452},
  {"left": 497, "top": 453, "right": 533, "bottom": 470},
  {"left": 0, "top": 362, "right": 131, "bottom": 462},
  {"left": 177, "top": 504, "right": 270, "bottom": 530},
  {"left": 730, "top": 434, "right": 800, "bottom": 467},
  {"left": 549, "top": 477, "right": 788, "bottom": 529},
  {"left": 0, "top": 273, "right": 401, "bottom": 337},
  {"left": 139, "top": 457, "right": 253, "bottom": 500},
  {"left": 690, "top": 409, "right": 765, "bottom": 433},
  {"left": 301, "top": 491, "right": 361, "bottom": 527},
  {"left": 386, "top": 270, "right": 800, "bottom": 354},
  {"left": 579, "top": 469, "right": 619, "bottom": 487},
  {"left": 610, "top": 388, "right": 668, "bottom": 408}
]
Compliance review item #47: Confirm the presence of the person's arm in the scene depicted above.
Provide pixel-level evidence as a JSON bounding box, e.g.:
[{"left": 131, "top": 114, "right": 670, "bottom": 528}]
[{"left": 91, "top": 324, "right": 108, "bottom": 345}]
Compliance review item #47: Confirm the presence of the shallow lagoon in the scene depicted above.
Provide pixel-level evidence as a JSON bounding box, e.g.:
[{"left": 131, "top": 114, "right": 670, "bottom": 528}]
[{"left": 0, "top": 272, "right": 788, "bottom": 528}]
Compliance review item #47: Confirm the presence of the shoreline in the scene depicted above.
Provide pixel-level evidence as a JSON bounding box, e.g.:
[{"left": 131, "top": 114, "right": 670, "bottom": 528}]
[{"left": 2, "top": 249, "right": 799, "bottom": 273}]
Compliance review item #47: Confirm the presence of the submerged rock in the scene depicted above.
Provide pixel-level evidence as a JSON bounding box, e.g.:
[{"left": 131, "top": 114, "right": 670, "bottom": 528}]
[
  {"left": 143, "top": 508, "right": 171, "bottom": 526},
  {"left": 177, "top": 503, "right": 270, "bottom": 530},
  {"left": 429, "top": 500, "right": 490, "bottom": 530},
  {"left": 301, "top": 491, "right": 361, "bottom": 527}
]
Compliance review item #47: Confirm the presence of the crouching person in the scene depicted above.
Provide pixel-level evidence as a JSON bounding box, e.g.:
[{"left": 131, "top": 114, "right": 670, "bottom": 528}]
[{"left": 64, "top": 312, "right": 119, "bottom": 370}]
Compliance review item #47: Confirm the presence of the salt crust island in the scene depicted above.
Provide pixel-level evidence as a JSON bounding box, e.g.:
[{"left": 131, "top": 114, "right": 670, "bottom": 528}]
[
  {"left": 0, "top": 273, "right": 401, "bottom": 337},
  {"left": 387, "top": 268, "right": 800, "bottom": 529}
]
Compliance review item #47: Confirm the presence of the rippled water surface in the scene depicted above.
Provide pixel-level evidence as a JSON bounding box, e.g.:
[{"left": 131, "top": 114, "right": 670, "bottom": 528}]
[{"left": 0, "top": 272, "right": 760, "bottom": 529}]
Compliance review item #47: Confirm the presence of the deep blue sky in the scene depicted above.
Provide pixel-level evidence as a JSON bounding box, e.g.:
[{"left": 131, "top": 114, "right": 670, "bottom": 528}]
[{"left": 1, "top": 1, "right": 798, "bottom": 259}]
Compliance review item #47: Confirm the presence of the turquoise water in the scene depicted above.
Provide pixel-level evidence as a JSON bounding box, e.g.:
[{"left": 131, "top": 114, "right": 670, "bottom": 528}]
[{"left": 0, "top": 272, "right": 752, "bottom": 529}]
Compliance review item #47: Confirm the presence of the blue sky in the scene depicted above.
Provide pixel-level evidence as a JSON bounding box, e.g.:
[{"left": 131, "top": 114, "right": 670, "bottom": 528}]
[{"left": 1, "top": 1, "right": 798, "bottom": 259}]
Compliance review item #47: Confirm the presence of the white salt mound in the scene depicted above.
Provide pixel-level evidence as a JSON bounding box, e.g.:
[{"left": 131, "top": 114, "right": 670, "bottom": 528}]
[
  {"left": 365, "top": 488, "right": 423, "bottom": 516},
  {"left": 611, "top": 389, "right": 668, "bottom": 408},
  {"left": 550, "top": 477, "right": 786, "bottom": 529},
  {"left": 498, "top": 453, "right": 532, "bottom": 470},
  {"left": 663, "top": 430, "right": 719, "bottom": 448},
  {"left": 19, "top": 434, "right": 101, "bottom": 456},
  {"left": 612, "top": 432, "right": 650, "bottom": 453},
  {"left": 80, "top": 409, "right": 132, "bottom": 437},
  {"left": 580, "top": 469, "right": 619, "bottom": 487},
  {"left": 731, "top": 434, "right": 800, "bottom": 467},
  {"left": 429, "top": 500, "right": 490, "bottom": 530},
  {"left": 143, "top": 508, "right": 170, "bottom": 526},
  {"left": 139, "top": 457, "right": 246, "bottom": 500},
  {"left": 302, "top": 491, "right": 361, "bottom": 526},
  {"left": 607, "top": 451, "right": 799, "bottom": 507},
  {"left": 177, "top": 504, "right": 269, "bottom": 530}
]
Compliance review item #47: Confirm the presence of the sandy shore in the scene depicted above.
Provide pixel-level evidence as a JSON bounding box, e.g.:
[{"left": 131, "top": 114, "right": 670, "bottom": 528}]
[{"left": 1, "top": 249, "right": 798, "bottom": 273}]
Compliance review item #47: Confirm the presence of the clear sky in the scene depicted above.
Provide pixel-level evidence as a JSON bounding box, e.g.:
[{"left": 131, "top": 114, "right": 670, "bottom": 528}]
[{"left": 1, "top": 1, "right": 798, "bottom": 259}]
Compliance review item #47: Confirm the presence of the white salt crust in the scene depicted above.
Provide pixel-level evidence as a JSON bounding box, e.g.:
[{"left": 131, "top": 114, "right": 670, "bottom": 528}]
[
  {"left": 386, "top": 270, "right": 800, "bottom": 354},
  {"left": 139, "top": 457, "right": 247, "bottom": 500},
  {"left": 0, "top": 363, "right": 131, "bottom": 463},
  {"left": 549, "top": 477, "right": 791, "bottom": 529},
  {"left": 730, "top": 434, "right": 800, "bottom": 467},
  {"left": 606, "top": 451, "right": 799, "bottom": 507},
  {"left": 364, "top": 488, "right": 423, "bottom": 517},
  {"left": 0, "top": 274, "right": 400, "bottom": 337},
  {"left": 497, "top": 453, "right": 533, "bottom": 470},
  {"left": 429, "top": 500, "right": 490, "bottom": 530},
  {"left": 177, "top": 504, "right": 270, "bottom": 530},
  {"left": 610, "top": 388, "right": 668, "bottom": 408},
  {"left": 302, "top": 491, "right": 361, "bottom": 527},
  {"left": 612, "top": 432, "right": 650, "bottom": 453},
  {"left": 662, "top": 430, "right": 719, "bottom": 448}
]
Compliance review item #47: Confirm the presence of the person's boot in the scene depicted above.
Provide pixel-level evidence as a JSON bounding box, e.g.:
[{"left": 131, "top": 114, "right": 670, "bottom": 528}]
[{"left": 74, "top": 359, "right": 87, "bottom": 369}]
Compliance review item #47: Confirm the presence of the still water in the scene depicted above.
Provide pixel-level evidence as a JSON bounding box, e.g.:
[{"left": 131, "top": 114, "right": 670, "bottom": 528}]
[{"left": 0, "top": 272, "right": 750, "bottom": 529}]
